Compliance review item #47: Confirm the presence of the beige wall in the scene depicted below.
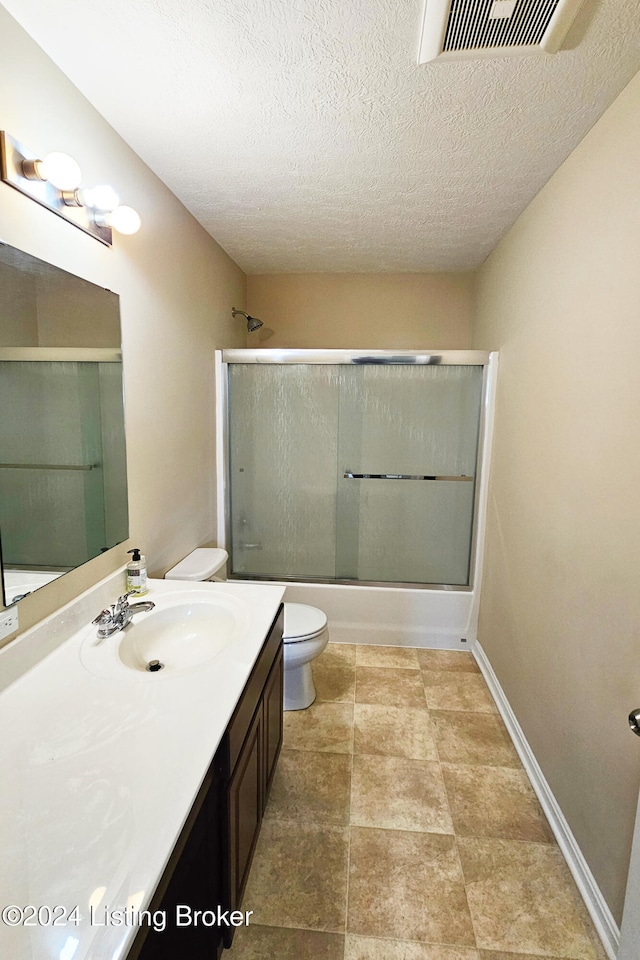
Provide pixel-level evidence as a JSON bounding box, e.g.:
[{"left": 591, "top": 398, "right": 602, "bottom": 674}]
[
  {"left": 34, "top": 272, "right": 121, "bottom": 347},
  {"left": 0, "top": 6, "right": 246, "bottom": 637},
  {"left": 0, "top": 264, "right": 121, "bottom": 347},
  {"left": 472, "top": 70, "right": 640, "bottom": 922},
  {"left": 0, "top": 262, "right": 37, "bottom": 345},
  {"left": 247, "top": 273, "right": 473, "bottom": 349}
]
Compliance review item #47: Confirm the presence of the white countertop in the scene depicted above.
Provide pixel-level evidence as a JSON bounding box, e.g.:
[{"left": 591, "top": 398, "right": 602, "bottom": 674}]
[{"left": 0, "top": 577, "right": 285, "bottom": 960}]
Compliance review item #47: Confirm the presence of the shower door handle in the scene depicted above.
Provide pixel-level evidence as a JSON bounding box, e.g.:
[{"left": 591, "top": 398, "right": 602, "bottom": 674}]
[{"left": 343, "top": 471, "right": 473, "bottom": 481}]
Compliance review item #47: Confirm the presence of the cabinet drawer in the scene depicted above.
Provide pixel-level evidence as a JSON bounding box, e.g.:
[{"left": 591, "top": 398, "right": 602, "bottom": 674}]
[{"left": 224, "top": 605, "right": 283, "bottom": 775}]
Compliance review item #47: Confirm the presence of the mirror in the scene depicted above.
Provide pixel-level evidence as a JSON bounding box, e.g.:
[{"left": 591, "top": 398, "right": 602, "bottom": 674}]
[{"left": 0, "top": 241, "right": 129, "bottom": 606}]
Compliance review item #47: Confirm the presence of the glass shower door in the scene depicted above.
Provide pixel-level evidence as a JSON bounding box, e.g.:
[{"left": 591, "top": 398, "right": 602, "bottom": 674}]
[
  {"left": 228, "top": 364, "right": 341, "bottom": 578},
  {"left": 226, "top": 360, "right": 484, "bottom": 586},
  {"left": 335, "top": 364, "right": 483, "bottom": 585}
]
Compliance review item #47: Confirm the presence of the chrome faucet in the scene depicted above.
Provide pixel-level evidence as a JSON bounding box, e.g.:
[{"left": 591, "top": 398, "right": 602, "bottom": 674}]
[{"left": 92, "top": 591, "right": 155, "bottom": 639}]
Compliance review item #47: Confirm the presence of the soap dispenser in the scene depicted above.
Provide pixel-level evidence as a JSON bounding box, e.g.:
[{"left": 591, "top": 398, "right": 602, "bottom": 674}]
[{"left": 126, "top": 548, "right": 148, "bottom": 596}]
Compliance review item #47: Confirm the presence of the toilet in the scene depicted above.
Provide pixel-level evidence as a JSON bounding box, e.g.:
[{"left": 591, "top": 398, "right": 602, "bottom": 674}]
[
  {"left": 280, "top": 601, "right": 329, "bottom": 710},
  {"left": 164, "top": 548, "right": 329, "bottom": 710}
]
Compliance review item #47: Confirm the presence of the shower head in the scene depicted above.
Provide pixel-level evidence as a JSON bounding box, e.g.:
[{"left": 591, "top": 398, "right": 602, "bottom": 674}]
[
  {"left": 247, "top": 315, "right": 263, "bottom": 333},
  {"left": 232, "top": 307, "right": 264, "bottom": 333}
]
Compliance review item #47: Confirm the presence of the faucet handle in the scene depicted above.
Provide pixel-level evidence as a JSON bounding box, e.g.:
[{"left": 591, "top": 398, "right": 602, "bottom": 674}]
[
  {"left": 92, "top": 609, "right": 114, "bottom": 625},
  {"left": 115, "top": 591, "right": 136, "bottom": 611}
]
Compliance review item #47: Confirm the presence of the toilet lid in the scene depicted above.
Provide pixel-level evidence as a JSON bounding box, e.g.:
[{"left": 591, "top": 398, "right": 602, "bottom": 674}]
[
  {"left": 283, "top": 603, "right": 328, "bottom": 643},
  {"left": 164, "top": 547, "right": 228, "bottom": 581}
]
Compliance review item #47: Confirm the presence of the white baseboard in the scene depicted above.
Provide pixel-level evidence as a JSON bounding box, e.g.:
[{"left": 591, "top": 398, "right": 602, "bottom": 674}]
[
  {"left": 473, "top": 639, "right": 620, "bottom": 960},
  {"left": 329, "top": 622, "right": 472, "bottom": 649}
]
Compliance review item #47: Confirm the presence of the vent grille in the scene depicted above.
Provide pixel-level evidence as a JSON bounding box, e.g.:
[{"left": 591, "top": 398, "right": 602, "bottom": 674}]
[
  {"left": 443, "top": 0, "right": 561, "bottom": 52},
  {"left": 418, "top": 0, "right": 585, "bottom": 62}
]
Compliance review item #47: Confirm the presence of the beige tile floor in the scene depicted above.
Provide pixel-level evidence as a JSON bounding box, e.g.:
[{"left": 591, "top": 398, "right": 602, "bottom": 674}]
[{"left": 227, "top": 644, "right": 607, "bottom": 960}]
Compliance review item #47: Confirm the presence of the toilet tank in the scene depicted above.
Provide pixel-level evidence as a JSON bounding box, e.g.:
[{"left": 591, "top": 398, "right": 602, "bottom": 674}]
[{"left": 165, "top": 548, "right": 228, "bottom": 581}]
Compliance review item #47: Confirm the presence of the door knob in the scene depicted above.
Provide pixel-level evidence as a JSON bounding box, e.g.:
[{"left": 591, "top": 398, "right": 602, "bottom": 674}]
[{"left": 628, "top": 709, "right": 640, "bottom": 736}]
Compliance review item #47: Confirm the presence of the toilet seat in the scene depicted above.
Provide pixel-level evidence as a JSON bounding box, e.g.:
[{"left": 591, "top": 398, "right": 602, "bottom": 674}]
[{"left": 283, "top": 603, "right": 328, "bottom": 644}]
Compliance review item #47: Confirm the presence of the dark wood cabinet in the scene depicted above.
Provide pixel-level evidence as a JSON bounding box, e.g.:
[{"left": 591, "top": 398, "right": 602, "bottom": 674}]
[
  {"left": 262, "top": 647, "right": 284, "bottom": 807},
  {"left": 129, "top": 764, "right": 225, "bottom": 960},
  {"left": 227, "top": 699, "right": 262, "bottom": 918},
  {"left": 220, "top": 608, "right": 284, "bottom": 948},
  {"left": 131, "top": 604, "right": 284, "bottom": 960}
]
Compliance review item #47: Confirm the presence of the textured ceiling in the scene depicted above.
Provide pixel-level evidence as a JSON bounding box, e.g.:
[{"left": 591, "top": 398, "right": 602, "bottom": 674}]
[{"left": 2, "top": 0, "right": 640, "bottom": 272}]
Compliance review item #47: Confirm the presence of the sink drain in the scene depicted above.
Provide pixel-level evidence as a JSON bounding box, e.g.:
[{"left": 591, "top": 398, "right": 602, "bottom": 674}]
[{"left": 146, "top": 659, "right": 164, "bottom": 672}]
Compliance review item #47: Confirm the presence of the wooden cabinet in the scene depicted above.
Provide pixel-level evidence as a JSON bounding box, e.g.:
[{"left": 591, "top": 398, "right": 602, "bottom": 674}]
[
  {"left": 221, "top": 608, "right": 284, "bottom": 947},
  {"left": 130, "top": 765, "right": 224, "bottom": 960},
  {"left": 227, "top": 695, "right": 262, "bottom": 920},
  {"left": 262, "top": 646, "right": 284, "bottom": 806},
  {"left": 131, "top": 604, "right": 284, "bottom": 960}
]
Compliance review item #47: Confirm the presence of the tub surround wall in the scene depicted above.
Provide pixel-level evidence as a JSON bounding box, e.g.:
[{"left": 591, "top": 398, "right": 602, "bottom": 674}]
[
  {"left": 0, "top": 6, "right": 246, "bottom": 640},
  {"left": 472, "top": 69, "right": 640, "bottom": 924},
  {"left": 246, "top": 273, "right": 473, "bottom": 349}
]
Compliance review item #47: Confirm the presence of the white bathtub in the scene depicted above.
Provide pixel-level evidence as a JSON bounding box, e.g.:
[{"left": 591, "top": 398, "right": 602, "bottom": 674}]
[
  {"left": 3, "top": 570, "right": 65, "bottom": 604},
  {"left": 236, "top": 579, "right": 479, "bottom": 650}
]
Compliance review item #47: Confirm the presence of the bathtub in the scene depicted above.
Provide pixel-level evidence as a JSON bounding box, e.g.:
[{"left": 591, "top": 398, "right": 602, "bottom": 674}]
[
  {"left": 232, "top": 579, "right": 479, "bottom": 650},
  {"left": 3, "top": 570, "right": 65, "bottom": 605}
]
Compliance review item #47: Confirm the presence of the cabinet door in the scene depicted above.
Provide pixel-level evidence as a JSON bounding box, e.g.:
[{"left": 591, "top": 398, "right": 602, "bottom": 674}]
[
  {"left": 262, "top": 643, "right": 283, "bottom": 809},
  {"left": 132, "top": 768, "right": 224, "bottom": 960},
  {"left": 227, "top": 703, "right": 262, "bottom": 918}
]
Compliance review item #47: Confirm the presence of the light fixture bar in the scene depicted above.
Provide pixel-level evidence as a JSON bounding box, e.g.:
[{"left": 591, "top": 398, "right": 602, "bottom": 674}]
[{"left": 0, "top": 131, "right": 112, "bottom": 245}]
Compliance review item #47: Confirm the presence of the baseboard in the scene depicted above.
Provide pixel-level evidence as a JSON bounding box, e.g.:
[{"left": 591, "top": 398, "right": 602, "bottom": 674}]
[
  {"left": 328, "top": 622, "right": 471, "bottom": 649},
  {"left": 473, "top": 640, "right": 620, "bottom": 960}
]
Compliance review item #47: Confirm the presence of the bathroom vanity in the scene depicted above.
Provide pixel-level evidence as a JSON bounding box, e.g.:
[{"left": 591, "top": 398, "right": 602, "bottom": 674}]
[
  {"left": 131, "top": 601, "right": 284, "bottom": 959},
  {"left": 0, "top": 574, "right": 285, "bottom": 960}
]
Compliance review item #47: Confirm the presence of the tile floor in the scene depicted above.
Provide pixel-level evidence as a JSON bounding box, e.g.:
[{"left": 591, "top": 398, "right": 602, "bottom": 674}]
[{"left": 227, "top": 644, "right": 607, "bottom": 960}]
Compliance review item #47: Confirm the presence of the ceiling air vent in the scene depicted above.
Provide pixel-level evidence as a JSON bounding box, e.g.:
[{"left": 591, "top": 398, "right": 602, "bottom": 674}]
[{"left": 418, "top": 0, "right": 586, "bottom": 62}]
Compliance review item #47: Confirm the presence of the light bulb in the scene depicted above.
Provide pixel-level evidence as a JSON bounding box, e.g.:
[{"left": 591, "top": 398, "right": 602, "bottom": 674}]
[
  {"left": 37, "top": 152, "right": 82, "bottom": 190},
  {"left": 78, "top": 185, "right": 120, "bottom": 212},
  {"left": 106, "top": 205, "right": 141, "bottom": 235}
]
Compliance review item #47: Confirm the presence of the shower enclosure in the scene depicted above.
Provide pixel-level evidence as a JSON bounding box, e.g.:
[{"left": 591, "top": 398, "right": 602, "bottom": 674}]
[
  {"left": 219, "top": 350, "right": 494, "bottom": 590},
  {"left": 0, "top": 358, "right": 128, "bottom": 577}
]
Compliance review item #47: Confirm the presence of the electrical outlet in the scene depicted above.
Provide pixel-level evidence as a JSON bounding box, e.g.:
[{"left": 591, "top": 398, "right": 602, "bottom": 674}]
[{"left": 0, "top": 606, "right": 19, "bottom": 642}]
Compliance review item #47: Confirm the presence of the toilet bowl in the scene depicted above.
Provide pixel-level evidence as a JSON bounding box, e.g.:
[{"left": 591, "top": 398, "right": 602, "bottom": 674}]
[
  {"left": 281, "top": 602, "right": 329, "bottom": 710},
  {"left": 164, "top": 549, "right": 329, "bottom": 710}
]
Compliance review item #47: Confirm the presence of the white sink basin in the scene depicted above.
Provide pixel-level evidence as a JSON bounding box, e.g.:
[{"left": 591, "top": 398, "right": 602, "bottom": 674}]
[{"left": 80, "top": 590, "right": 251, "bottom": 679}]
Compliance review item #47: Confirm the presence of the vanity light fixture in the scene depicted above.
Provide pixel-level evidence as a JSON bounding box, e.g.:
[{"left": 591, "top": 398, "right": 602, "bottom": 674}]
[
  {"left": 21, "top": 151, "right": 82, "bottom": 191},
  {"left": 64, "top": 184, "right": 120, "bottom": 211},
  {"left": 0, "top": 131, "right": 141, "bottom": 246},
  {"left": 95, "top": 205, "right": 142, "bottom": 236}
]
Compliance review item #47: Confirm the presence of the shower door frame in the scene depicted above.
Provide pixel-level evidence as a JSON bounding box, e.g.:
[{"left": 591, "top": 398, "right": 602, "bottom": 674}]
[{"left": 216, "top": 349, "right": 498, "bottom": 592}]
